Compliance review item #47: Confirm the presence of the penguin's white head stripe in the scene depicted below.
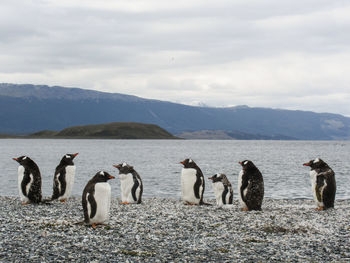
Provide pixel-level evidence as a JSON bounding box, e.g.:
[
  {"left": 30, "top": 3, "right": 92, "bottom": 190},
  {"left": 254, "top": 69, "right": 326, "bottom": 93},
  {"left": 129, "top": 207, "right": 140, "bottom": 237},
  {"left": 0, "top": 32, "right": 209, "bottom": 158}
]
[
  {"left": 189, "top": 159, "right": 193, "bottom": 163},
  {"left": 100, "top": 171, "right": 104, "bottom": 176},
  {"left": 23, "top": 156, "right": 27, "bottom": 160},
  {"left": 122, "top": 162, "right": 127, "bottom": 167},
  {"left": 314, "top": 158, "right": 320, "bottom": 163},
  {"left": 244, "top": 161, "right": 248, "bottom": 165},
  {"left": 65, "top": 155, "right": 71, "bottom": 158}
]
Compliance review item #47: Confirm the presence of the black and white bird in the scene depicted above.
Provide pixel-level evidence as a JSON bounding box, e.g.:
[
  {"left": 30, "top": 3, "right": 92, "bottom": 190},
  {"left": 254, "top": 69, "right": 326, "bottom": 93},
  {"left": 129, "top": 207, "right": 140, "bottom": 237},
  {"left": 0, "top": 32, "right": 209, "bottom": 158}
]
[
  {"left": 82, "top": 171, "right": 115, "bottom": 228},
  {"left": 208, "top": 173, "right": 233, "bottom": 206},
  {"left": 180, "top": 158, "right": 205, "bottom": 205},
  {"left": 303, "top": 158, "right": 336, "bottom": 210},
  {"left": 13, "top": 156, "right": 42, "bottom": 204},
  {"left": 51, "top": 153, "right": 78, "bottom": 202},
  {"left": 113, "top": 162, "right": 143, "bottom": 204},
  {"left": 238, "top": 160, "right": 264, "bottom": 211}
]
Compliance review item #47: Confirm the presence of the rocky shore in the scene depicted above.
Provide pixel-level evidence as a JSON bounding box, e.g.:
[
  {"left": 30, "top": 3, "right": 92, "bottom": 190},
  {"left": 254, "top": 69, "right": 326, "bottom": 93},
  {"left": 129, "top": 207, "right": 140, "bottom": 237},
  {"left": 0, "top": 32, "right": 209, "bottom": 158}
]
[{"left": 1, "top": 197, "right": 350, "bottom": 262}]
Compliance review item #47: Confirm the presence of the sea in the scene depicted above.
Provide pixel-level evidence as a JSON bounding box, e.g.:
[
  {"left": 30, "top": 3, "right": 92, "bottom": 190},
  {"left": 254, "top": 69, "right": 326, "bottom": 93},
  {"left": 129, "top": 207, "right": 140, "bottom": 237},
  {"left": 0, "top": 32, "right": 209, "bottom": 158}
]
[{"left": 1, "top": 139, "right": 349, "bottom": 200}]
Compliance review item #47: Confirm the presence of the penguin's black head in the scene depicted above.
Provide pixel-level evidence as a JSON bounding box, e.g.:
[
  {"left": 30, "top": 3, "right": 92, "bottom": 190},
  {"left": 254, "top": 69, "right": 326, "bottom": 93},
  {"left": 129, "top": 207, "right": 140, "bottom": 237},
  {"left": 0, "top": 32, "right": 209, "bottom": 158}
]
[
  {"left": 92, "top": 171, "right": 115, "bottom": 183},
  {"left": 60, "top": 153, "right": 79, "bottom": 165},
  {"left": 13, "top": 156, "right": 32, "bottom": 166},
  {"left": 180, "top": 158, "right": 197, "bottom": 168},
  {"left": 303, "top": 158, "right": 328, "bottom": 169},
  {"left": 113, "top": 162, "right": 134, "bottom": 174},
  {"left": 239, "top": 160, "right": 257, "bottom": 171},
  {"left": 208, "top": 173, "right": 224, "bottom": 183}
]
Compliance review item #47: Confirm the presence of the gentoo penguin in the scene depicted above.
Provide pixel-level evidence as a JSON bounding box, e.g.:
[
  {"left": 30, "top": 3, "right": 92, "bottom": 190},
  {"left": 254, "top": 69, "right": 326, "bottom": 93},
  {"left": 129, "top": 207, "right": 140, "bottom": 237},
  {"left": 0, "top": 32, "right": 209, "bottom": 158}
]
[
  {"left": 180, "top": 158, "right": 205, "bottom": 205},
  {"left": 208, "top": 173, "right": 233, "bottom": 206},
  {"left": 238, "top": 160, "right": 264, "bottom": 211},
  {"left": 82, "top": 171, "right": 115, "bottom": 228},
  {"left": 113, "top": 162, "right": 143, "bottom": 204},
  {"left": 51, "top": 153, "right": 79, "bottom": 202},
  {"left": 303, "top": 158, "right": 336, "bottom": 210},
  {"left": 13, "top": 156, "right": 42, "bottom": 204}
]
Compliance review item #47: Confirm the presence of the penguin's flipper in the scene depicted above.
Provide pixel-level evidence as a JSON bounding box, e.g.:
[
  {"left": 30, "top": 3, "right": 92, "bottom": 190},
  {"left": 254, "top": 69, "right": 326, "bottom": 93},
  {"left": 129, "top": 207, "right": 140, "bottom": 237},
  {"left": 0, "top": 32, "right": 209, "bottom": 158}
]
[
  {"left": 58, "top": 171, "right": 67, "bottom": 196},
  {"left": 131, "top": 177, "right": 140, "bottom": 202},
  {"left": 51, "top": 173, "right": 61, "bottom": 200},
  {"left": 228, "top": 188, "right": 233, "bottom": 205},
  {"left": 222, "top": 186, "right": 229, "bottom": 205},
  {"left": 245, "top": 179, "right": 264, "bottom": 210},
  {"left": 27, "top": 174, "right": 42, "bottom": 203},
  {"left": 82, "top": 193, "right": 89, "bottom": 223},
  {"left": 240, "top": 176, "right": 249, "bottom": 203},
  {"left": 88, "top": 193, "right": 97, "bottom": 219},
  {"left": 323, "top": 170, "right": 336, "bottom": 208},
  {"left": 21, "top": 170, "right": 32, "bottom": 197},
  {"left": 316, "top": 174, "right": 326, "bottom": 203}
]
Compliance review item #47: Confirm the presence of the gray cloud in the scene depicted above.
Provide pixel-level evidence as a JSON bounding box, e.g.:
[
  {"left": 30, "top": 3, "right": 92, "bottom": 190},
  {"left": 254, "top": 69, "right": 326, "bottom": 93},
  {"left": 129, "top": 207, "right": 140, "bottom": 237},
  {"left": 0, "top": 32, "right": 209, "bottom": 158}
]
[{"left": 1, "top": 0, "right": 350, "bottom": 115}]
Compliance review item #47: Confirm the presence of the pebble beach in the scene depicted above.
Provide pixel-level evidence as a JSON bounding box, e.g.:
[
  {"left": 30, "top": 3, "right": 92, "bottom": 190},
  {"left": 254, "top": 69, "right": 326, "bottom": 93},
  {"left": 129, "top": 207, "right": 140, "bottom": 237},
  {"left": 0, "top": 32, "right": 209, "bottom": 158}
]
[{"left": 1, "top": 197, "right": 350, "bottom": 262}]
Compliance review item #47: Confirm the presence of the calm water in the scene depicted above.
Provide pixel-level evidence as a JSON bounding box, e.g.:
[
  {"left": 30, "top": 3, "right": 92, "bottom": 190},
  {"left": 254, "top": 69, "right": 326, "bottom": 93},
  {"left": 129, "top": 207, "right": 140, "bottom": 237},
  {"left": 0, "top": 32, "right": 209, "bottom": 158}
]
[{"left": 1, "top": 139, "right": 349, "bottom": 200}]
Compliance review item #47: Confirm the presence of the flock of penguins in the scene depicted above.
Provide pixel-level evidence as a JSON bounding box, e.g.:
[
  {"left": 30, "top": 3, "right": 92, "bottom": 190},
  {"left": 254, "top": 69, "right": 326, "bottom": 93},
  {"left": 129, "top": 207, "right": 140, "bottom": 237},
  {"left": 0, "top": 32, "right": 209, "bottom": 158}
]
[{"left": 13, "top": 153, "right": 336, "bottom": 228}]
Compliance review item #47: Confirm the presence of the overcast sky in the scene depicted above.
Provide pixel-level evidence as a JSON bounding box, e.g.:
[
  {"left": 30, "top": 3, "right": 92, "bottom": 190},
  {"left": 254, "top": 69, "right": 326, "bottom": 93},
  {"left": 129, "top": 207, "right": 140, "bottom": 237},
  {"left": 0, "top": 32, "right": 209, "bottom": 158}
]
[{"left": 1, "top": 0, "right": 350, "bottom": 116}]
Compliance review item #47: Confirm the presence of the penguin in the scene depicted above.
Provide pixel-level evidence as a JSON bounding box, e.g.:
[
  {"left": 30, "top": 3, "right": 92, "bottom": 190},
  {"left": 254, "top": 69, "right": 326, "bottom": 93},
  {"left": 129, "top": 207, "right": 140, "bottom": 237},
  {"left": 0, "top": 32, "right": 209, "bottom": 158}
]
[
  {"left": 51, "top": 153, "right": 79, "bottom": 202},
  {"left": 82, "top": 171, "right": 115, "bottom": 228},
  {"left": 238, "top": 160, "right": 264, "bottom": 211},
  {"left": 303, "top": 158, "right": 336, "bottom": 210},
  {"left": 113, "top": 162, "right": 143, "bottom": 204},
  {"left": 180, "top": 158, "right": 205, "bottom": 205},
  {"left": 13, "top": 156, "right": 42, "bottom": 204},
  {"left": 208, "top": 173, "right": 233, "bottom": 206}
]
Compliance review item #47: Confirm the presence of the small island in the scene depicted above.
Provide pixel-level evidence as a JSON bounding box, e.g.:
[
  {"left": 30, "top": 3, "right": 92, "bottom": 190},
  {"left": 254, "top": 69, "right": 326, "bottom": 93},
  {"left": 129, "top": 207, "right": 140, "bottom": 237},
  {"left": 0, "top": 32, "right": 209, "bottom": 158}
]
[{"left": 2, "top": 122, "right": 178, "bottom": 139}]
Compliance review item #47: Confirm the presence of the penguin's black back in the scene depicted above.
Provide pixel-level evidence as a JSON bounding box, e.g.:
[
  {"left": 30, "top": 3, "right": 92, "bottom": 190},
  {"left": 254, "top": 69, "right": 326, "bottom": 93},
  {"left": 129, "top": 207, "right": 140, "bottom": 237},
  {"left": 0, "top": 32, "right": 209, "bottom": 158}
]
[
  {"left": 21, "top": 157, "right": 42, "bottom": 203},
  {"left": 315, "top": 166, "right": 336, "bottom": 208},
  {"left": 241, "top": 165, "right": 264, "bottom": 211}
]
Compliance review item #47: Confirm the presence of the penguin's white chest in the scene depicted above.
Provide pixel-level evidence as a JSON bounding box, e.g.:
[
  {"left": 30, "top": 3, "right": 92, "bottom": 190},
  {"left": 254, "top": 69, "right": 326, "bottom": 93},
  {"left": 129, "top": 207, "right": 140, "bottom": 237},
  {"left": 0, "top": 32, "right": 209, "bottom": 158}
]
[
  {"left": 61, "top": 165, "right": 75, "bottom": 200},
  {"left": 212, "top": 182, "right": 225, "bottom": 206},
  {"left": 310, "top": 170, "right": 324, "bottom": 207},
  {"left": 237, "top": 170, "right": 248, "bottom": 209},
  {"left": 181, "top": 168, "right": 200, "bottom": 204},
  {"left": 88, "top": 182, "right": 111, "bottom": 224},
  {"left": 119, "top": 173, "right": 137, "bottom": 203},
  {"left": 18, "top": 166, "right": 31, "bottom": 202}
]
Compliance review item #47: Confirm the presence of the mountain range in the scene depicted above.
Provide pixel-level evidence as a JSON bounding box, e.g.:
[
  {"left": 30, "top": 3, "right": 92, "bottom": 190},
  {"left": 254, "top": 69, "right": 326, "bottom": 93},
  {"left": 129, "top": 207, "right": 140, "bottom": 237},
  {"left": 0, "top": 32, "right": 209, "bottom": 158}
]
[{"left": 1, "top": 83, "right": 349, "bottom": 140}]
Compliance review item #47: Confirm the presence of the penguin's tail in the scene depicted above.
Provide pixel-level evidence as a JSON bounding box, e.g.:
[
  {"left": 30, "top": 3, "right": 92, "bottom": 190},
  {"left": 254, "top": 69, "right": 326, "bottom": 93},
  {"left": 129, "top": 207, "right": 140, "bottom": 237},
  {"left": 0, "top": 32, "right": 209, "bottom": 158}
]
[
  {"left": 200, "top": 201, "right": 212, "bottom": 206},
  {"left": 40, "top": 198, "right": 54, "bottom": 205},
  {"left": 74, "top": 221, "right": 86, "bottom": 226}
]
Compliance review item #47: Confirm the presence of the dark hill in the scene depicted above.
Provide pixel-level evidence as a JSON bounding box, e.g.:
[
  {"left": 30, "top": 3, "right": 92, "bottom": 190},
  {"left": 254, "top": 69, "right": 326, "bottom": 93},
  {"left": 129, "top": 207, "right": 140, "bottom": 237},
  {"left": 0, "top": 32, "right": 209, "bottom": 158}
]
[{"left": 30, "top": 122, "right": 177, "bottom": 139}]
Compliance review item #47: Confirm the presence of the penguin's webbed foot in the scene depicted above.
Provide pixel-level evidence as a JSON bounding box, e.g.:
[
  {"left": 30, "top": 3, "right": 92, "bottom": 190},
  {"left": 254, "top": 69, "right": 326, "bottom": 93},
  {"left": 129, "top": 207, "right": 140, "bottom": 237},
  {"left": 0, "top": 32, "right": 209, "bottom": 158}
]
[
  {"left": 120, "top": 202, "right": 130, "bottom": 205},
  {"left": 316, "top": 206, "right": 325, "bottom": 211},
  {"left": 21, "top": 202, "right": 29, "bottom": 206},
  {"left": 241, "top": 207, "right": 249, "bottom": 212},
  {"left": 91, "top": 223, "right": 97, "bottom": 229},
  {"left": 60, "top": 199, "right": 66, "bottom": 203}
]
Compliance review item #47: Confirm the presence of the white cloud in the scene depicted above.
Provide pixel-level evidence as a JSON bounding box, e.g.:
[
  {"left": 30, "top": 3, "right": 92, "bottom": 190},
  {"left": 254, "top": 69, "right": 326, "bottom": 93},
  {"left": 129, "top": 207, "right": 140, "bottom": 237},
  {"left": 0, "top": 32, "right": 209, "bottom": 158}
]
[{"left": 0, "top": 0, "right": 350, "bottom": 115}]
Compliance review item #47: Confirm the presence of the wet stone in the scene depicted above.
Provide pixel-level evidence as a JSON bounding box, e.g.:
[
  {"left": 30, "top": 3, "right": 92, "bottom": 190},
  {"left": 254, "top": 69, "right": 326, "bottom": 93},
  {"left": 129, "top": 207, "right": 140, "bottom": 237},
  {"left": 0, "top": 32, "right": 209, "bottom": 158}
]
[{"left": 0, "top": 197, "right": 350, "bottom": 262}]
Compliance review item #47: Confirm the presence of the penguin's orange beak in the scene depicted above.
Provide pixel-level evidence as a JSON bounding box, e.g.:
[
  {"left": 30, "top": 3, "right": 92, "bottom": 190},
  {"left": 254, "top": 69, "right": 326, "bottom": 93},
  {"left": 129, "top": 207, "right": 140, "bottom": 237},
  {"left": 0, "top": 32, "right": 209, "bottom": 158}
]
[
  {"left": 108, "top": 175, "right": 115, "bottom": 179},
  {"left": 303, "top": 162, "right": 311, "bottom": 166},
  {"left": 113, "top": 165, "right": 121, "bottom": 168},
  {"left": 208, "top": 177, "right": 213, "bottom": 180},
  {"left": 73, "top": 153, "right": 79, "bottom": 157},
  {"left": 13, "top": 158, "right": 18, "bottom": 161},
  {"left": 180, "top": 161, "right": 185, "bottom": 165},
  {"left": 239, "top": 161, "right": 243, "bottom": 165}
]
